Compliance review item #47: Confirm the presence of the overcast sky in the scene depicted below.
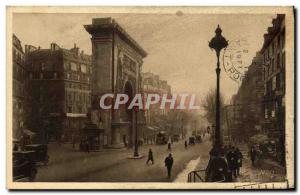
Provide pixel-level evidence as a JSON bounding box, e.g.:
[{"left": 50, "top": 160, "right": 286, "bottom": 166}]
[{"left": 13, "top": 12, "right": 275, "bottom": 104}]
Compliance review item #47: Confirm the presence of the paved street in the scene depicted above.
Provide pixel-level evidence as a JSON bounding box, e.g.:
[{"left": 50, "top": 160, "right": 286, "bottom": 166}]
[
  {"left": 35, "top": 136, "right": 212, "bottom": 182},
  {"left": 34, "top": 135, "right": 286, "bottom": 183}
]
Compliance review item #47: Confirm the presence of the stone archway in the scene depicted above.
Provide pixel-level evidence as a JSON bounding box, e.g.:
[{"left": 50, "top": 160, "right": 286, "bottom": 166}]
[{"left": 85, "top": 18, "right": 147, "bottom": 148}]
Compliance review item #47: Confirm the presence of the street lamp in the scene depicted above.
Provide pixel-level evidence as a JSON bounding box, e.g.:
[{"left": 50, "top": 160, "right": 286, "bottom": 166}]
[
  {"left": 208, "top": 25, "right": 228, "bottom": 150},
  {"left": 133, "top": 106, "right": 139, "bottom": 157}
]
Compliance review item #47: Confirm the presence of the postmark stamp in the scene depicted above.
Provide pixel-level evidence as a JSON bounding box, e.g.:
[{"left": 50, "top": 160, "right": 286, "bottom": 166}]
[{"left": 223, "top": 38, "right": 251, "bottom": 83}]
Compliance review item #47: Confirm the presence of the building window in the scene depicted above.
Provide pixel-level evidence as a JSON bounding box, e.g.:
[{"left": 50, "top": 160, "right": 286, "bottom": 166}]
[
  {"left": 41, "top": 63, "right": 45, "bottom": 71},
  {"left": 71, "top": 62, "right": 77, "bottom": 71},
  {"left": 272, "top": 77, "right": 276, "bottom": 91},
  {"left": 67, "top": 106, "right": 72, "bottom": 113},
  {"left": 81, "top": 64, "right": 87, "bottom": 73},
  {"left": 68, "top": 93, "right": 72, "bottom": 101},
  {"left": 40, "top": 73, "right": 43, "bottom": 79},
  {"left": 64, "top": 61, "right": 69, "bottom": 70},
  {"left": 271, "top": 109, "right": 275, "bottom": 118},
  {"left": 54, "top": 72, "right": 57, "bottom": 79}
]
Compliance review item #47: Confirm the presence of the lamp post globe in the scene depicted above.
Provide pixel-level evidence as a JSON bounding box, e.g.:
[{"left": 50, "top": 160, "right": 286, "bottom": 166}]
[{"left": 209, "top": 25, "right": 228, "bottom": 58}]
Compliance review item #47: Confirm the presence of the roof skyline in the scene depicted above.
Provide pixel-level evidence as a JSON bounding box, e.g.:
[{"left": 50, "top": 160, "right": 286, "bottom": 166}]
[{"left": 13, "top": 13, "right": 275, "bottom": 103}]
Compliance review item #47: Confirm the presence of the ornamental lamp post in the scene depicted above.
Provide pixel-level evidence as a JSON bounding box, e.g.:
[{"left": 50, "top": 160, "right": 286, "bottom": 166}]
[
  {"left": 133, "top": 106, "right": 139, "bottom": 157},
  {"left": 208, "top": 25, "right": 228, "bottom": 150}
]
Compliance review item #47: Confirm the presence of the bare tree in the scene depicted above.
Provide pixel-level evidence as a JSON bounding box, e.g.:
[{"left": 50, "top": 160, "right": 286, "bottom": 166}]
[{"left": 202, "top": 88, "right": 226, "bottom": 125}]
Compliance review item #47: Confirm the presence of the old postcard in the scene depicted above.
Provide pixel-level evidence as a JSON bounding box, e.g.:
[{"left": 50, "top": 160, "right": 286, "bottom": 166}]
[{"left": 6, "top": 6, "right": 295, "bottom": 190}]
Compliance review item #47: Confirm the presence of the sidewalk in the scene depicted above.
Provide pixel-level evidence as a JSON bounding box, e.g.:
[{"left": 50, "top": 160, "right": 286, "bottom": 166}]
[
  {"left": 187, "top": 141, "right": 286, "bottom": 183},
  {"left": 235, "top": 143, "right": 286, "bottom": 182},
  {"left": 235, "top": 158, "right": 286, "bottom": 182}
]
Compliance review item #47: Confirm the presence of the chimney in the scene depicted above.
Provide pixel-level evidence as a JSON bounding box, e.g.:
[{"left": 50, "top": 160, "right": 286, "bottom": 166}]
[{"left": 71, "top": 43, "right": 79, "bottom": 56}]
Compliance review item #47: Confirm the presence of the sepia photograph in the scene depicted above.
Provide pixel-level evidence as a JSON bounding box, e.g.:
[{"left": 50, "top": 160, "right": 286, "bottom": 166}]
[{"left": 6, "top": 6, "right": 295, "bottom": 190}]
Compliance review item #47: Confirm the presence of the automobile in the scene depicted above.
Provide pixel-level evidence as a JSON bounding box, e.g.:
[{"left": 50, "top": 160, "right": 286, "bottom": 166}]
[
  {"left": 13, "top": 151, "right": 37, "bottom": 181},
  {"left": 189, "top": 136, "right": 196, "bottom": 145},
  {"left": 24, "top": 144, "right": 49, "bottom": 165},
  {"left": 195, "top": 135, "right": 202, "bottom": 143},
  {"left": 156, "top": 131, "right": 168, "bottom": 145}
]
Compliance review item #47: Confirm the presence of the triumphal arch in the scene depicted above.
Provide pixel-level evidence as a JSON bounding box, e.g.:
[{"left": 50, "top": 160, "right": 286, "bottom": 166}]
[{"left": 85, "top": 18, "right": 147, "bottom": 148}]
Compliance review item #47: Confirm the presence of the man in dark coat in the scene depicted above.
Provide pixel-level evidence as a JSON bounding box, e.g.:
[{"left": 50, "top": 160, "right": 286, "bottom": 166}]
[
  {"left": 205, "top": 147, "right": 229, "bottom": 182},
  {"left": 226, "top": 146, "right": 237, "bottom": 177},
  {"left": 250, "top": 146, "right": 257, "bottom": 166},
  {"left": 146, "top": 148, "right": 154, "bottom": 165},
  {"left": 235, "top": 147, "right": 243, "bottom": 176},
  {"left": 164, "top": 153, "right": 174, "bottom": 178},
  {"left": 167, "top": 143, "right": 172, "bottom": 151},
  {"left": 184, "top": 140, "right": 188, "bottom": 149}
]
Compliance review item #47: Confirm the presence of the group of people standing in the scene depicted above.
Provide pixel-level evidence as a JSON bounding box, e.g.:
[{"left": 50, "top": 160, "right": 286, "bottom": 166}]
[
  {"left": 205, "top": 145, "right": 244, "bottom": 182},
  {"left": 224, "top": 146, "right": 243, "bottom": 178}
]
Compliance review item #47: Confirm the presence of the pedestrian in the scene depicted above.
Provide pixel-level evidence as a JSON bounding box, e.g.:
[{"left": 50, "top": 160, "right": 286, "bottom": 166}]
[
  {"left": 249, "top": 146, "right": 257, "bottom": 166},
  {"left": 184, "top": 140, "right": 188, "bottom": 149},
  {"left": 205, "top": 147, "right": 229, "bottom": 182},
  {"left": 226, "top": 146, "right": 236, "bottom": 178},
  {"left": 146, "top": 148, "right": 154, "bottom": 165},
  {"left": 164, "top": 153, "right": 174, "bottom": 179},
  {"left": 167, "top": 142, "right": 172, "bottom": 151},
  {"left": 235, "top": 147, "right": 243, "bottom": 176}
]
